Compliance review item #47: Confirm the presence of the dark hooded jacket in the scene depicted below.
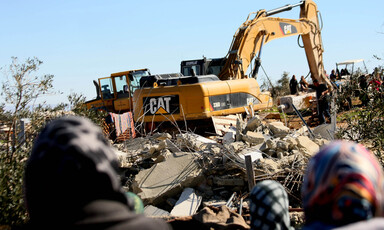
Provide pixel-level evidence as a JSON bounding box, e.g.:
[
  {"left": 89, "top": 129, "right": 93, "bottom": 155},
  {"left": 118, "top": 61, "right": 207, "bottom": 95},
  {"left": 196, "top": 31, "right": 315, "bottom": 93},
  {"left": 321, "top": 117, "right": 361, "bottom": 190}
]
[{"left": 23, "top": 116, "right": 171, "bottom": 230}]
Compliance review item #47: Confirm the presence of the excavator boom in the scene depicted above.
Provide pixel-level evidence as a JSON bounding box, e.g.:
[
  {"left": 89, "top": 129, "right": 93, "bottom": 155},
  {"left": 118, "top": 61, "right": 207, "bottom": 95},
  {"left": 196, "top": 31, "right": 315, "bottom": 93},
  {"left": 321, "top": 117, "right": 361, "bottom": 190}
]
[{"left": 218, "top": 0, "right": 332, "bottom": 89}]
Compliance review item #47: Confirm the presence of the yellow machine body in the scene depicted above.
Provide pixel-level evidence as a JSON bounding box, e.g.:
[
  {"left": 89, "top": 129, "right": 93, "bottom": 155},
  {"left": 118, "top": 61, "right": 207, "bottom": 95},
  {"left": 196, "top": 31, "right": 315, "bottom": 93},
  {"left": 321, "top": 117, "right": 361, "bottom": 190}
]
[{"left": 133, "top": 78, "right": 272, "bottom": 123}]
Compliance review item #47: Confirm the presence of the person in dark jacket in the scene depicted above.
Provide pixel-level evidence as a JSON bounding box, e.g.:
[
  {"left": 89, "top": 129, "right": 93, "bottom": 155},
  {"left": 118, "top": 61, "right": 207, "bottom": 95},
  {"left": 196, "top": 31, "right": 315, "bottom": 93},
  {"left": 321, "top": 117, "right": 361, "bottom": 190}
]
[
  {"left": 23, "top": 116, "right": 171, "bottom": 230},
  {"left": 289, "top": 75, "right": 299, "bottom": 95},
  {"left": 308, "top": 79, "right": 331, "bottom": 124}
]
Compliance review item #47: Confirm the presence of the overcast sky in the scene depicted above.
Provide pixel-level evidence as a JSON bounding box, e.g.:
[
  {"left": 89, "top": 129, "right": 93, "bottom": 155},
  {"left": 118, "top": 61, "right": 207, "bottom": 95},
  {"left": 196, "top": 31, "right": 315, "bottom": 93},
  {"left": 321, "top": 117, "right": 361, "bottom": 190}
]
[{"left": 1, "top": 0, "right": 383, "bottom": 106}]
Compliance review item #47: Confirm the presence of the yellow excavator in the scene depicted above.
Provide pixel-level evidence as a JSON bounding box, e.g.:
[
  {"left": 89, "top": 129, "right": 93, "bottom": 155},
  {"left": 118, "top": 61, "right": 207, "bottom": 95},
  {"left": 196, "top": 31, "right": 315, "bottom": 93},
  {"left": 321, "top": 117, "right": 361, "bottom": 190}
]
[
  {"left": 85, "top": 69, "right": 151, "bottom": 112},
  {"left": 132, "top": 0, "right": 331, "bottom": 133}
]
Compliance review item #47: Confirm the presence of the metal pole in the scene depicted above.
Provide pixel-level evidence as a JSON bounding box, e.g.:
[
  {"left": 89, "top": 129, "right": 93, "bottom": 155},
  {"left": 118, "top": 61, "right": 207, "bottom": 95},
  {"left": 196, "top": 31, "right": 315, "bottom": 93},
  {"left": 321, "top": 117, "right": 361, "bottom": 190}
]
[
  {"left": 291, "top": 103, "right": 315, "bottom": 139},
  {"left": 265, "top": 1, "right": 304, "bottom": 16}
]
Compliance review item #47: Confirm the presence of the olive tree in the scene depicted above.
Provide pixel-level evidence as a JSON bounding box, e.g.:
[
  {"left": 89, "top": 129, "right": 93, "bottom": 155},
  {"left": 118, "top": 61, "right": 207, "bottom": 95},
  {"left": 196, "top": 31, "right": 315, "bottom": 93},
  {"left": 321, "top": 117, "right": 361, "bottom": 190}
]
[{"left": 0, "top": 57, "right": 56, "bottom": 226}]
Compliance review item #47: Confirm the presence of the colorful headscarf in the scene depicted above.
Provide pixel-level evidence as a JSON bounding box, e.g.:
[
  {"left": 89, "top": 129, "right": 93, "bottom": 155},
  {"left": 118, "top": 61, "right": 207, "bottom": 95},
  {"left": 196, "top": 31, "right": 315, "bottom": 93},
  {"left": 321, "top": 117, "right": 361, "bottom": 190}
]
[
  {"left": 250, "top": 180, "right": 292, "bottom": 230},
  {"left": 301, "top": 140, "right": 384, "bottom": 227}
]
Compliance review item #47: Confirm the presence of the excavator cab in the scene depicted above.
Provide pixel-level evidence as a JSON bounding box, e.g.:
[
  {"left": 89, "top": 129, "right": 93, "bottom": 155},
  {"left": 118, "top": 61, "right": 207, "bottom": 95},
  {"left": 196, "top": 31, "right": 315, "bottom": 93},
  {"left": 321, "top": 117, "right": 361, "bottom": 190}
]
[
  {"left": 85, "top": 68, "right": 150, "bottom": 112},
  {"left": 181, "top": 58, "right": 226, "bottom": 76}
]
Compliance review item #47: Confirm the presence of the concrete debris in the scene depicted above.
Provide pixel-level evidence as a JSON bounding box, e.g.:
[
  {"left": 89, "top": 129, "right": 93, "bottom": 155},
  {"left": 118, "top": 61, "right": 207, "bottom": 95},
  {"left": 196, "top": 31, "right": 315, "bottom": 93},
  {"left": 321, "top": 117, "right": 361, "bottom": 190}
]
[
  {"left": 114, "top": 148, "right": 133, "bottom": 168},
  {"left": 170, "top": 188, "right": 202, "bottom": 217},
  {"left": 112, "top": 112, "right": 340, "bottom": 225},
  {"left": 237, "top": 147, "right": 264, "bottom": 162},
  {"left": 212, "top": 177, "right": 245, "bottom": 187},
  {"left": 222, "top": 129, "right": 236, "bottom": 145},
  {"left": 176, "top": 133, "right": 217, "bottom": 151},
  {"left": 242, "top": 131, "right": 264, "bottom": 145},
  {"left": 235, "top": 118, "right": 246, "bottom": 142},
  {"left": 243, "top": 115, "right": 262, "bottom": 133},
  {"left": 227, "top": 141, "right": 248, "bottom": 153},
  {"left": 132, "top": 152, "right": 204, "bottom": 205},
  {"left": 279, "top": 92, "right": 316, "bottom": 113},
  {"left": 152, "top": 132, "right": 172, "bottom": 141},
  {"left": 268, "top": 121, "right": 290, "bottom": 137},
  {"left": 296, "top": 135, "right": 320, "bottom": 156},
  {"left": 312, "top": 123, "right": 334, "bottom": 140},
  {"left": 144, "top": 205, "right": 170, "bottom": 217},
  {"left": 165, "top": 139, "right": 182, "bottom": 153}
]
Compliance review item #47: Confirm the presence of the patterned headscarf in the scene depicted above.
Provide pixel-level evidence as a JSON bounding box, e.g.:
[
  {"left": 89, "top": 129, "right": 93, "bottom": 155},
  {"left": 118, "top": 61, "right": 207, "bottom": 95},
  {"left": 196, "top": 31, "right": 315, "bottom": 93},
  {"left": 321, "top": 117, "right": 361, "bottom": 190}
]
[
  {"left": 301, "top": 140, "right": 384, "bottom": 226},
  {"left": 24, "top": 116, "right": 129, "bottom": 224},
  {"left": 250, "top": 180, "right": 292, "bottom": 230}
]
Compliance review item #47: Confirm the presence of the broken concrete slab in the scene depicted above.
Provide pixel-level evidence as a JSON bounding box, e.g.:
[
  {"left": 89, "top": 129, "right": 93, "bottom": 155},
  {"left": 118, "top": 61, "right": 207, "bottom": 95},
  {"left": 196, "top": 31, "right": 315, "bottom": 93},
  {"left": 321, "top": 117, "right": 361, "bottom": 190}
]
[
  {"left": 165, "top": 139, "right": 182, "bottom": 153},
  {"left": 243, "top": 115, "right": 262, "bottom": 133},
  {"left": 212, "top": 177, "right": 245, "bottom": 187},
  {"left": 238, "top": 147, "right": 263, "bottom": 162},
  {"left": 170, "top": 188, "right": 202, "bottom": 217},
  {"left": 296, "top": 135, "right": 319, "bottom": 156},
  {"left": 276, "top": 140, "right": 289, "bottom": 151},
  {"left": 113, "top": 148, "right": 133, "bottom": 168},
  {"left": 313, "top": 138, "right": 330, "bottom": 147},
  {"left": 312, "top": 123, "right": 334, "bottom": 140},
  {"left": 259, "top": 158, "right": 279, "bottom": 174},
  {"left": 222, "top": 129, "right": 236, "bottom": 145},
  {"left": 279, "top": 92, "right": 316, "bottom": 113},
  {"left": 152, "top": 132, "right": 172, "bottom": 141},
  {"left": 154, "top": 149, "right": 172, "bottom": 163},
  {"left": 144, "top": 205, "right": 170, "bottom": 217},
  {"left": 176, "top": 133, "right": 217, "bottom": 151},
  {"left": 283, "top": 136, "right": 298, "bottom": 150},
  {"left": 226, "top": 141, "right": 247, "bottom": 153},
  {"left": 296, "top": 125, "right": 311, "bottom": 136},
  {"left": 242, "top": 131, "right": 264, "bottom": 145},
  {"left": 265, "top": 139, "right": 277, "bottom": 150},
  {"left": 148, "top": 140, "right": 167, "bottom": 155},
  {"left": 236, "top": 118, "right": 246, "bottom": 142},
  {"left": 268, "top": 122, "right": 290, "bottom": 137},
  {"left": 132, "top": 152, "right": 204, "bottom": 205}
]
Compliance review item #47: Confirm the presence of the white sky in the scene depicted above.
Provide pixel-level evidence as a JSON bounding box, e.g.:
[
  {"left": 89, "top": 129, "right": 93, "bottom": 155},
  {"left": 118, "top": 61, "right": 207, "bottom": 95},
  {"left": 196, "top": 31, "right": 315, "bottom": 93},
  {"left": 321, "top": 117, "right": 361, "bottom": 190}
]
[{"left": 1, "top": 0, "right": 383, "bottom": 106}]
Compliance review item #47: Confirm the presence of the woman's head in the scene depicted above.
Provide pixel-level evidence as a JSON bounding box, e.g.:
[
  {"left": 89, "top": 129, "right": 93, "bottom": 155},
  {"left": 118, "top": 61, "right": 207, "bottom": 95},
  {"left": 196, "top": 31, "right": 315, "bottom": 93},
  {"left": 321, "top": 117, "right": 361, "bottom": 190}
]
[
  {"left": 24, "top": 116, "right": 128, "bottom": 224},
  {"left": 302, "top": 140, "right": 384, "bottom": 226}
]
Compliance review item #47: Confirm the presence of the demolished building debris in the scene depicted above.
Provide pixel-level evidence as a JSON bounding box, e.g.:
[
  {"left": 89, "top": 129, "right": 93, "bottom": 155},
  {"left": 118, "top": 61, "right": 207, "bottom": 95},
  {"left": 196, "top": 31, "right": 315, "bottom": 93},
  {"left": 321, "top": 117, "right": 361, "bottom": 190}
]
[{"left": 114, "top": 113, "right": 331, "bottom": 228}]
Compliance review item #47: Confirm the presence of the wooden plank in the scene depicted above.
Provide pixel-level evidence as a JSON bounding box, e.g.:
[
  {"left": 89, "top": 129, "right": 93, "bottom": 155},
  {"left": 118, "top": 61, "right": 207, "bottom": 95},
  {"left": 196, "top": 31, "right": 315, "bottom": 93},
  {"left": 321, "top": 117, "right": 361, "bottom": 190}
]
[{"left": 245, "top": 155, "right": 255, "bottom": 192}]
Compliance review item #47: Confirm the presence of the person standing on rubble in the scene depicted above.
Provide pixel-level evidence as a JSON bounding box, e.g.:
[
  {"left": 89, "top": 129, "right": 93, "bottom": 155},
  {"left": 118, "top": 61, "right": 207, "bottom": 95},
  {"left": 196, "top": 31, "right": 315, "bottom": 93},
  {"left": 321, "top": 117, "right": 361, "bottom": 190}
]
[
  {"left": 289, "top": 75, "right": 299, "bottom": 95},
  {"left": 301, "top": 140, "right": 384, "bottom": 229},
  {"left": 308, "top": 79, "right": 331, "bottom": 124},
  {"left": 359, "top": 74, "right": 369, "bottom": 106},
  {"left": 22, "top": 116, "right": 171, "bottom": 230},
  {"left": 300, "top": 75, "right": 309, "bottom": 91}
]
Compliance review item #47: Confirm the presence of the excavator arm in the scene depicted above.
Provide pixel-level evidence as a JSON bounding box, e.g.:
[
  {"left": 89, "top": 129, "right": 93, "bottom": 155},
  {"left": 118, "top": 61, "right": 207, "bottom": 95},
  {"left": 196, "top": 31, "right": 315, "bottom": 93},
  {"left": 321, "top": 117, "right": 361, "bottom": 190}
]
[{"left": 218, "top": 0, "right": 332, "bottom": 89}]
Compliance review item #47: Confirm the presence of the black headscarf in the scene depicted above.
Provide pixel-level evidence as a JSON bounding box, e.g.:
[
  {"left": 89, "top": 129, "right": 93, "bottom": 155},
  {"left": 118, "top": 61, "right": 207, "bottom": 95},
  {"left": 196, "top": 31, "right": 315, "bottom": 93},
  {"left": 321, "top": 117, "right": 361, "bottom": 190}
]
[{"left": 24, "top": 116, "right": 129, "bottom": 225}]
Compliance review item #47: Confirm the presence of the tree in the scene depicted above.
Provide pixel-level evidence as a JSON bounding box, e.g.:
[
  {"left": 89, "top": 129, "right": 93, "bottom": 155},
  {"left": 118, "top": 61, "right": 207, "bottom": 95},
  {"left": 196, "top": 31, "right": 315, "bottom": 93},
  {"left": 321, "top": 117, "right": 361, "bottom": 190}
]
[
  {"left": 67, "top": 92, "right": 107, "bottom": 127},
  {"left": 0, "top": 57, "right": 56, "bottom": 227},
  {"left": 336, "top": 64, "right": 384, "bottom": 161},
  {"left": 1, "top": 57, "right": 55, "bottom": 155},
  {"left": 271, "top": 71, "right": 290, "bottom": 100}
]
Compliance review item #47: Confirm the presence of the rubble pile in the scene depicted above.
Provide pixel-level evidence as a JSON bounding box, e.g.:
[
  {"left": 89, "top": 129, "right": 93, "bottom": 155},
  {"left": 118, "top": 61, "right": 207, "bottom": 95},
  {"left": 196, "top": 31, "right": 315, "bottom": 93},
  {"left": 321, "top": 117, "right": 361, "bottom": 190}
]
[{"left": 112, "top": 114, "right": 330, "bottom": 227}]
